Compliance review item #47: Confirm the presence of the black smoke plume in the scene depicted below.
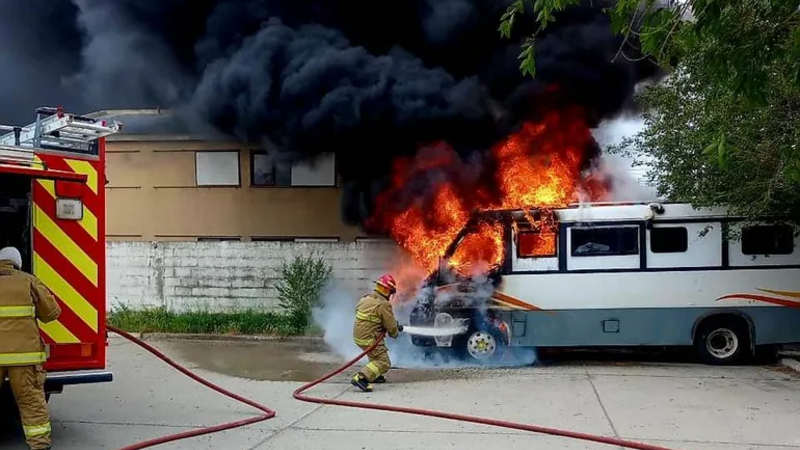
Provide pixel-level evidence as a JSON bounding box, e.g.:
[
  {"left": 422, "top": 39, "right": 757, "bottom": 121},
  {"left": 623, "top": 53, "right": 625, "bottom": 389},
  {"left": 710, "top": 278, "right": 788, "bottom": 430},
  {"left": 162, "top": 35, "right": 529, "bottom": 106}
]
[{"left": 0, "top": 0, "right": 663, "bottom": 226}]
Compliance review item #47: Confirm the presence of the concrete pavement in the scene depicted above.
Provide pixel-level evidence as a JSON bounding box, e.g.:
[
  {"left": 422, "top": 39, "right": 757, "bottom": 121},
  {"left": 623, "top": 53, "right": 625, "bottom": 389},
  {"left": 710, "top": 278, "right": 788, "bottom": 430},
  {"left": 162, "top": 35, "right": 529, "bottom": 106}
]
[{"left": 1, "top": 335, "right": 800, "bottom": 450}]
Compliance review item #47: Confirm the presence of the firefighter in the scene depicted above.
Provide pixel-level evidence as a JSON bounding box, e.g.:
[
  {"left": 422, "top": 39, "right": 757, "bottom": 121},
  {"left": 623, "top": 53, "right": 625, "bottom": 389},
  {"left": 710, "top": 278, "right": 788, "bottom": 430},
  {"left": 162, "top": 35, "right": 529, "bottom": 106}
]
[
  {"left": 351, "top": 274, "right": 404, "bottom": 392},
  {"left": 0, "top": 246, "right": 60, "bottom": 450}
]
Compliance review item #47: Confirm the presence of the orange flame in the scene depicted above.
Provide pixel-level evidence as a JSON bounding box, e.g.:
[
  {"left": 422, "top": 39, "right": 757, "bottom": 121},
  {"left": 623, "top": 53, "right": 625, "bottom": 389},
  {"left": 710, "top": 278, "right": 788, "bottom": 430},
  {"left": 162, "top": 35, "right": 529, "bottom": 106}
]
[{"left": 368, "top": 107, "right": 606, "bottom": 276}]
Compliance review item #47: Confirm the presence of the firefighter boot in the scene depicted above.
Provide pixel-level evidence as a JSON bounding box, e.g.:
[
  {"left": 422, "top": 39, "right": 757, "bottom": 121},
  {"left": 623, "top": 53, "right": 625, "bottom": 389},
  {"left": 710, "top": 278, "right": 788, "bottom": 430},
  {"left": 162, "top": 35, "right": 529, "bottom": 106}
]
[
  {"left": 373, "top": 375, "right": 387, "bottom": 383},
  {"left": 350, "top": 372, "right": 373, "bottom": 392}
]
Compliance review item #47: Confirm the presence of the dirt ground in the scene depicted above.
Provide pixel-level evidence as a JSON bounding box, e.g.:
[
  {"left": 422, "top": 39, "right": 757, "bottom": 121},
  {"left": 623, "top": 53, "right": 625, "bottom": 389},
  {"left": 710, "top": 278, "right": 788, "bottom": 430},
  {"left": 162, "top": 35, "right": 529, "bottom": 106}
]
[{"left": 157, "top": 337, "right": 489, "bottom": 383}]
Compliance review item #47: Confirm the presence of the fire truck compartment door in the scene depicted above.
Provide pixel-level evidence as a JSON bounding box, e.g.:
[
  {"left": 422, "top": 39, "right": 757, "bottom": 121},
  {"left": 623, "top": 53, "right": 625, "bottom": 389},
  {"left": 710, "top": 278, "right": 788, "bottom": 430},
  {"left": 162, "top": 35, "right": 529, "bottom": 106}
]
[{"left": 0, "top": 163, "right": 88, "bottom": 183}]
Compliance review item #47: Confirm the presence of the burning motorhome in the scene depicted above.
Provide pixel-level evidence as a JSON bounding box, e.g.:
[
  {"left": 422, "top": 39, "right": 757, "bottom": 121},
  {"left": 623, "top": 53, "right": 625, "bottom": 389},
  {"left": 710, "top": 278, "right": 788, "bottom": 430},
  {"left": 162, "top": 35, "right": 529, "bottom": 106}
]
[{"left": 404, "top": 202, "right": 800, "bottom": 366}]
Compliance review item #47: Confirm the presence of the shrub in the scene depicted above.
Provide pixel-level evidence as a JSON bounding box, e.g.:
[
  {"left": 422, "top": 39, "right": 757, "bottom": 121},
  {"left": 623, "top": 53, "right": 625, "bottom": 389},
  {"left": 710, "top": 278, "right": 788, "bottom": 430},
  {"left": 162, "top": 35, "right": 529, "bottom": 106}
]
[{"left": 274, "top": 253, "right": 333, "bottom": 333}]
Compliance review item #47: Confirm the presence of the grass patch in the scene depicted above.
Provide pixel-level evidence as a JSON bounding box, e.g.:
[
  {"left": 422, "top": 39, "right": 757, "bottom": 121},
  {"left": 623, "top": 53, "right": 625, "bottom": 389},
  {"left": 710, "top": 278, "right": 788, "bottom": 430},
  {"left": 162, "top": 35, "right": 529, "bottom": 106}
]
[
  {"left": 107, "top": 305, "right": 308, "bottom": 336},
  {"left": 109, "top": 254, "right": 334, "bottom": 337}
]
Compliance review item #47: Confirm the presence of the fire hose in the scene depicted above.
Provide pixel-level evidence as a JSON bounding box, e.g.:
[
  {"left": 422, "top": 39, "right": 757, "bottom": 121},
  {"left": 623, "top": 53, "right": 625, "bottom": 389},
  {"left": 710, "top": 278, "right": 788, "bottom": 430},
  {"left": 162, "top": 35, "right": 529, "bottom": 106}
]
[
  {"left": 109, "top": 326, "right": 683, "bottom": 450},
  {"left": 107, "top": 326, "right": 277, "bottom": 450}
]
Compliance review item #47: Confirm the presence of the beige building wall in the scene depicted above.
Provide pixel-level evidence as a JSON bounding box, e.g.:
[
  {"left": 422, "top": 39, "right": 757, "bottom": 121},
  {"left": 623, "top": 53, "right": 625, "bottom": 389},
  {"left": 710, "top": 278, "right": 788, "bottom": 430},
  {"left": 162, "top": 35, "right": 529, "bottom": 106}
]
[{"left": 105, "top": 135, "right": 366, "bottom": 241}]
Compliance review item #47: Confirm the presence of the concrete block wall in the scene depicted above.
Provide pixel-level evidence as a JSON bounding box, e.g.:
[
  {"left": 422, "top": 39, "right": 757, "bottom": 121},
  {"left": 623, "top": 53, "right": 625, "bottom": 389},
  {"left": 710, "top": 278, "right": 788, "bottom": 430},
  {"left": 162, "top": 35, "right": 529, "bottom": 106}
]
[{"left": 107, "top": 240, "right": 407, "bottom": 312}]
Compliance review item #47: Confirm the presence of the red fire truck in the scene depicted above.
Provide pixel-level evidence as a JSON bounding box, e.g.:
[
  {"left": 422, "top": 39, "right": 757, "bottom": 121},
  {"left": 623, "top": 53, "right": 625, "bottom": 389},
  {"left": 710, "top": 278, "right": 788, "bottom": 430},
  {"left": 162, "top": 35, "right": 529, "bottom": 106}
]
[{"left": 0, "top": 107, "right": 121, "bottom": 405}]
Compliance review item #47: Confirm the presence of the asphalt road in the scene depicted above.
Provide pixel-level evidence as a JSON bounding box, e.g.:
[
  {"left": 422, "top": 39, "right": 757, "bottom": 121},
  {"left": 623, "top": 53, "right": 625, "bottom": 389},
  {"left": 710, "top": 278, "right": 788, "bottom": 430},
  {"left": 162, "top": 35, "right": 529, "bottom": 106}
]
[{"left": 2, "top": 335, "right": 800, "bottom": 450}]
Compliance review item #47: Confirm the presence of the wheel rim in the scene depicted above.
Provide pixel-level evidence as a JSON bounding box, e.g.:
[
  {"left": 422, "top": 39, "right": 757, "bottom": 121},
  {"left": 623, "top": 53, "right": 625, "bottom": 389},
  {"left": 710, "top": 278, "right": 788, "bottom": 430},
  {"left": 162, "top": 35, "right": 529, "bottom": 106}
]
[
  {"left": 466, "top": 331, "right": 497, "bottom": 360},
  {"left": 706, "top": 328, "right": 739, "bottom": 359}
]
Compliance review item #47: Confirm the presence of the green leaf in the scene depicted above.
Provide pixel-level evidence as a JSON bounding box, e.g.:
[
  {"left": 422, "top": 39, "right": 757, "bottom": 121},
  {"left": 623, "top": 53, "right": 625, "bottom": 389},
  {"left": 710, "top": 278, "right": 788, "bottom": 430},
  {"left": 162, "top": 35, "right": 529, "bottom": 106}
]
[
  {"left": 717, "top": 132, "right": 727, "bottom": 168},
  {"left": 533, "top": 0, "right": 581, "bottom": 29},
  {"left": 499, "top": 0, "right": 527, "bottom": 38},
  {"left": 787, "top": 161, "right": 800, "bottom": 184},
  {"left": 498, "top": 17, "right": 514, "bottom": 38},
  {"left": 703, "top": 141, "right": 718, "bottom": 158},
  {"left": 518, "top": 37, "right": 537, "bottom": 77}
]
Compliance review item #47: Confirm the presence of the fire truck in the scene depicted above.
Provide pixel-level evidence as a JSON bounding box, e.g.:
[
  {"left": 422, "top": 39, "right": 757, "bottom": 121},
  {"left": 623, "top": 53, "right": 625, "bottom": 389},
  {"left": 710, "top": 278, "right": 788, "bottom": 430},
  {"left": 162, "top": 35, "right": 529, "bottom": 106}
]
[{"left": 0, "top": 107, "right": 122, "bottom": 406}]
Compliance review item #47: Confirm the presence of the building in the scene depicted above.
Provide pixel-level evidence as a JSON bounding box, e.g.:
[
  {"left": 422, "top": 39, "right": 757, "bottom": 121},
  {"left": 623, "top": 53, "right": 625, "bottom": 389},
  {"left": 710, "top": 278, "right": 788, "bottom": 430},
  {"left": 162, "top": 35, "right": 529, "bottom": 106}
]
[
  {"left": 106, "top": 132, "right": 369, "bottom": 242},
  {"left": 102, "top": 117, "right": 398, "bottom": 313}
]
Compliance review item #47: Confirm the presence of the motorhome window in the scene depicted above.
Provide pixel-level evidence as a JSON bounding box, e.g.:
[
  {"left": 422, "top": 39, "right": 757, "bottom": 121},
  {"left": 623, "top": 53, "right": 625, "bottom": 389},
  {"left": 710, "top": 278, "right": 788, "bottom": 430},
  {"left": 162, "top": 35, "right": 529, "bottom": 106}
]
[
  {"left": 571, "top": 226, "right": 639, "bottom": 257},
  {"left": 517, "top": 231, "right": 557, "bottom": 258},
  {"left": 741, "top": 224, "right": 795, "bottom": 255},
  {"left": 650, "top": 227, "right": 688, "bottom": 253}
]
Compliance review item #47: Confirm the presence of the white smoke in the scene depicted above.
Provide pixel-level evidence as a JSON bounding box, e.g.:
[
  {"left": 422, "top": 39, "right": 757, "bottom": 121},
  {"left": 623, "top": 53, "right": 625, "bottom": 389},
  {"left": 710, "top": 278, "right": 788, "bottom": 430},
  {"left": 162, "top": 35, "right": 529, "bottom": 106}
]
[
  {"left": 311, "top": 284, "right": 363, "bottom": 361},
  {"left": 591, "top": 115, "right": 662, "bottom": 202},
  {"left": 311, "top": 252, "right": 537, "bottom": 370}
]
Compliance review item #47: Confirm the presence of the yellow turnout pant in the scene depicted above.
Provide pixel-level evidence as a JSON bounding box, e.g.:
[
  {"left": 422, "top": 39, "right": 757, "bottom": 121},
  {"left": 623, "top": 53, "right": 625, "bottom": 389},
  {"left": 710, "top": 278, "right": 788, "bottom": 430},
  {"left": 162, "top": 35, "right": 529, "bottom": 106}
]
[
  {"left": 0, "top": 365, "right": 51, "bottom": 449},
  {"left": 357, "top": 342, "right": 392, "bottom": 382}
]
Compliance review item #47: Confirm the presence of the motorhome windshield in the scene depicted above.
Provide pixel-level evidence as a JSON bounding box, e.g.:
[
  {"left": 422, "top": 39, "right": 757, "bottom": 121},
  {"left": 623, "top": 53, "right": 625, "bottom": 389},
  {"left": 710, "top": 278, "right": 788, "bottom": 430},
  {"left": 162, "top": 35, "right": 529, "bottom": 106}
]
[{"left": 437, "top": 209, "right": 559, "bottom": 275}]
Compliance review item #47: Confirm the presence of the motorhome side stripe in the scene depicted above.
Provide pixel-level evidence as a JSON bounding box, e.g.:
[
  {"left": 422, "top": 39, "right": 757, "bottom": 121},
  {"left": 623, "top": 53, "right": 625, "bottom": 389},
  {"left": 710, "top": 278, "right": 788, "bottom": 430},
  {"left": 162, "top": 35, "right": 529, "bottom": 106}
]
[
  {"left": 717, "top": 293, "right": 800, "bottom": 308},
  {"left": 757, "top": 289, "right": 800, "bottom": 299},
  {"left": 433, "top": 285, "right": 545, "bottom": 311},
  {"left": 491, "top": 292, "right": 543, "bottom": 311}
]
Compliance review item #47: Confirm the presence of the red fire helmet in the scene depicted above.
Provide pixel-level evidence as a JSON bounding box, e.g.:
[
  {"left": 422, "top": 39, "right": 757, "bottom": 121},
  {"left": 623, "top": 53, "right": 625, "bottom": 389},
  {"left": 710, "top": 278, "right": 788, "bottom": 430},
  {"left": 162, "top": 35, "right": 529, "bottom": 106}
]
[{"left": 375, "top": 274, "right": 397, "bottom": 293}]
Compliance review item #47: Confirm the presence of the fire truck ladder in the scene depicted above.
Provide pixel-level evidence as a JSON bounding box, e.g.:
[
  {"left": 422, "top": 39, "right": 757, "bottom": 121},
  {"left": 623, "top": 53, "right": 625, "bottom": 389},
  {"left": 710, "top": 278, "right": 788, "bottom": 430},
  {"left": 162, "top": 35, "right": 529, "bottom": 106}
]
[{"left": 0, "top": 106, "right": 123, "bottom": 177}]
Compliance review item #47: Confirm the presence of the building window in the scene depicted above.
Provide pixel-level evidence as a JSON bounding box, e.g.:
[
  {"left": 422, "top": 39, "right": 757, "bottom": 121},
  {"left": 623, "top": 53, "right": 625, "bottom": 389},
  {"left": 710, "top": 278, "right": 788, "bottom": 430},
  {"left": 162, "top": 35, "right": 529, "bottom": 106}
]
[
  {"left": 251, "top": 236, "right": 340, "bottom": 242},
  {"left": 251, "top": 150, "right": 292, "bottom": 186},
  {"left": 251, "top": 236, "right": 296, "bottom": 242},
  {"left": 571, "top": 226, "right": 639, "bottom": 257},
  {"left": 291, "top": 153, "right": 337, "bottom": 186},
  {"left": 517, "top": 231, "right": 557, "bottom": 258},
  {"left": 251, "top": 150, "right": 337, "bottom": 187},
  {"left": 650, "top": 227, "right": 688, "bottom": 253},
  {"left": 741, "top": 224, "right": 795, "bottom": 255},
  {"left": 195, "top": 151, "right": 240, "bottom": 186}
]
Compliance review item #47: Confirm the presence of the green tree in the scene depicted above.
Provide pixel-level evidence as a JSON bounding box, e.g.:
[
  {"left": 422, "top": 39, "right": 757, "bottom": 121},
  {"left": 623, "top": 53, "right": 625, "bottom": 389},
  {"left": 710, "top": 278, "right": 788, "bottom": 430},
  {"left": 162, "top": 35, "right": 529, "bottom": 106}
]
[
  {"left": 500, "top": 0, "right": 800, "bottom": 221},
  {"left": 611, "top": 53, "right": 800, "bottom": 221},
  {"left": 499, "top": 0, "right": 800, "bottom": 106}
]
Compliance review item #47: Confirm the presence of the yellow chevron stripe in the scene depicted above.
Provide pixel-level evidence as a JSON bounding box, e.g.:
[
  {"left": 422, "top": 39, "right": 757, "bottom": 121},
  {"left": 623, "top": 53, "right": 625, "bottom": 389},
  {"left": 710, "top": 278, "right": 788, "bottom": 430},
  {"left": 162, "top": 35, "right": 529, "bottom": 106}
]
[
  {"left": 39, "top": 320, "right": 81, "bottom": 344},
  {"left": 36, "top": 179, "right": 98, "bottom": 241},
  {"left": 80, "top": 207, "right": 98, "bottom": 241},
  {"left": 37, "top": 178, "right": 56, "bottom": 197},
  {"left": 33, "top": 253, "right": 97, "bottom": 332},
  {"left": 66, "top": 159, "right": 98, "bottom": 195},
  {"left": 33, "top": 204, "right": 97, "bottom": 285}
]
